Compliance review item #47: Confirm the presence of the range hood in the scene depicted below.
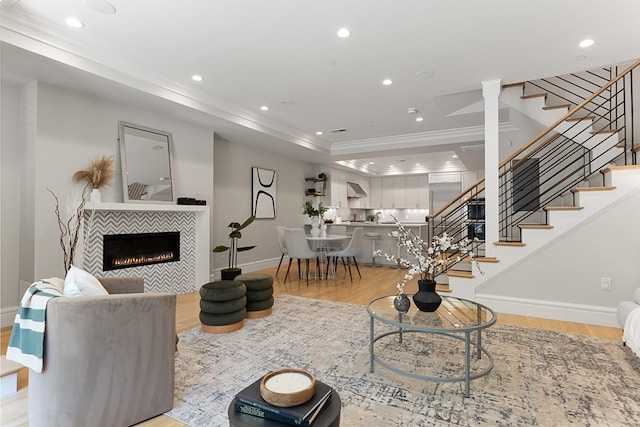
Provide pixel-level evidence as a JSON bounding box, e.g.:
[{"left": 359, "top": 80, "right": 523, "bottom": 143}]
[{"left": 347, "top": 182, "right": 367, "bottom": 198}]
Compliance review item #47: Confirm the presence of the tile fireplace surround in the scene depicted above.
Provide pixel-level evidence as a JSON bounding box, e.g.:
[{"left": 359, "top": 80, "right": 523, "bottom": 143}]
[{"left": 82, "top": 203, "right": 210, "bottom": 294}]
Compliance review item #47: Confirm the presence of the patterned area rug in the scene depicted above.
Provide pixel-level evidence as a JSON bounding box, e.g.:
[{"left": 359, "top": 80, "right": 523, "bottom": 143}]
[{"left": 166, "top": 295, "right": 640, "bottom": 426}]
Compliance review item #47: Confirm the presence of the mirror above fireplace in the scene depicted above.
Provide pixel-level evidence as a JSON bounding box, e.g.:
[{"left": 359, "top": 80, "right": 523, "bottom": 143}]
[{"left": 119, "top": 121, "right": 175, "bottom": 203}]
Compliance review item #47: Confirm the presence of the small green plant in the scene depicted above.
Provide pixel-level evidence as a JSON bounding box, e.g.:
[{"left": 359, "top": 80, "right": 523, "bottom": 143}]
[
  {"left": 302, "top": 200, "right": 328, "bottom": 218},
  {"left": 212, "top": 215, "right": 256, "bottom": 271}
]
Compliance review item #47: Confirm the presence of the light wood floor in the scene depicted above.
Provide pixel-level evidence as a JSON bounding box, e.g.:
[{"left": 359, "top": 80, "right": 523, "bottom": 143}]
[{"left": 1, "top": 264, "right": 623, "bottom": 426}]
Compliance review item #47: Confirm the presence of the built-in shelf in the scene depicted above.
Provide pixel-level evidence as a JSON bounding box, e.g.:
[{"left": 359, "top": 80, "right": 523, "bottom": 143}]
[{"left": 305, "top": 177, "right": 327, "bottom": 197}]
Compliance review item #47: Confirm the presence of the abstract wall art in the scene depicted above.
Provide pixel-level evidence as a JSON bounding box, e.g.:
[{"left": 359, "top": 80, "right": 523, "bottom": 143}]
[{"left": 252, "top": 167, "right": 277, "bottom": 218}]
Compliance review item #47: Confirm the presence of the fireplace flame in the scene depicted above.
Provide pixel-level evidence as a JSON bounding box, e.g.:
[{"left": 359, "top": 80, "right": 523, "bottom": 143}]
[{"left": 112, "top": 252, "right": 175, "bottom": 267}]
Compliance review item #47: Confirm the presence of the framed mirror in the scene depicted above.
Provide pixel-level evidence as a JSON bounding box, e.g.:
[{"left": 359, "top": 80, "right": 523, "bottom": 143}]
[{"left": 119, "top": 121, "right": 175, "bottom": 203}]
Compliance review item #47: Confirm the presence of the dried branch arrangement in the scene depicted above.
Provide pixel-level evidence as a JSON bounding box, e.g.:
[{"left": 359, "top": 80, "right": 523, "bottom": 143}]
[
  {"left": 47, "top": 186, "right": 88, "bottom": 274},
  {"left": 72, "top": 155, "right": 115, "bottom": 189}
]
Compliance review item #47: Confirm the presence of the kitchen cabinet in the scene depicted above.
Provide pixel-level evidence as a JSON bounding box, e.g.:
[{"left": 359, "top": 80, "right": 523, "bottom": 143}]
[
  {"left": 393, "top": 176, "right": 406, "bottom": 208},
  {"left": 327, "top": 170, "right": 347, "bottom": 208},
  {"left": 381, "top": 177, "right": 394, "bottom": 207},
  {"left": 369, "top": 177, "right": 382, "bottom": 209},
  {"left": 405, "top": 175, "right": 429, "bottom": 209},
  {"left": 417, "top": 175, "right": 429, "bottom": 209}
]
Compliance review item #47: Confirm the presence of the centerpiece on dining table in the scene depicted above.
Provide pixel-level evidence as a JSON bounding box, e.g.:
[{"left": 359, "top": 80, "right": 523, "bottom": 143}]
[
  {"left": 302, "top": 199, "right": 328, "bottom": 237},
  {"left": 375, "top": 216, "right": 480, "bottom": 312}
]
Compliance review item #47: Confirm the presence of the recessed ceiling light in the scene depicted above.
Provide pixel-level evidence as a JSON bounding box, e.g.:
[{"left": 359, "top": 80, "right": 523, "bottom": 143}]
[
  {"left": 369, "top": 162, "right": 374, "bottom": 165},
  {"left": 65, "top": 17, "right": 84, "bottom": 28},
  {"left": 415, "top": 117, "right": 424, "bottom": 122},
  {"left": 315, "top": 131, "right": 323, "bottom": 135},
  {"left": 260, "top": 106, "right": 269, "bottom": 111},
  {"left": 446, "top": 161, "right": 451, "bottom": 164},
  {"left": 579, "top": 39, "right": 594, "bottom": 48},
  {"left": 191, "top": 75, "right": 204, "bottom": 82},
  {"left": 337, "top": 28, "right": 351, "bottom": 38},
  {"left": 416, "top": 163, "right": 420, "bottom": 166},
  {"left": 382, "top": 79, "right": 393, "bottom": 86},
  {"left": 452, "top": 154, "right": 458, "bottom": 158}
]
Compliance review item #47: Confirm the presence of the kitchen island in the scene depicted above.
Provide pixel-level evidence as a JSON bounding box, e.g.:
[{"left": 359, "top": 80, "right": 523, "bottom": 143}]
[{"left": 334, "top": 222, "right": 428, "bottom": 266}]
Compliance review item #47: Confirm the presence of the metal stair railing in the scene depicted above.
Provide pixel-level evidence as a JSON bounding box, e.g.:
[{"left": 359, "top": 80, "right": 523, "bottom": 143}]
[{"left": 429, "top": 59, "right": 639, "bottom": 273}]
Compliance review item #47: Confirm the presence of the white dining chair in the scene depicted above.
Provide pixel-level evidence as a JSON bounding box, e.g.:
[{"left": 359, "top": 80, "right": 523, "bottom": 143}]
[
  {"left": 275, "top": 226, "right": 288, "bottom": 276},
  {"left": 284, "top": 228, "right": 319, "bottom": 285},
  {"left": 331, "top": 227, "right": 363, "bottom": 282}
]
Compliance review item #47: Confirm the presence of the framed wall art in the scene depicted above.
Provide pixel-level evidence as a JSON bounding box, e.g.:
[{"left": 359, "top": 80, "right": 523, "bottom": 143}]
[{"left": 252, "top": 167, "right": 277, "bottom": 218}]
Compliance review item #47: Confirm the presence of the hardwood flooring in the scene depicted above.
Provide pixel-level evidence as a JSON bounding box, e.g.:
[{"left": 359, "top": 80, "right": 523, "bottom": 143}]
[{"left": 0, "top": 264, "right": 622, "bottom": 426}]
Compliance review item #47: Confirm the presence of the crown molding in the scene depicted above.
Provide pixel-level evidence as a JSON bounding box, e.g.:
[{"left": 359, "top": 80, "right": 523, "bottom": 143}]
[{"left": 330, "top": 123, "right": 519, "bottom": 157}]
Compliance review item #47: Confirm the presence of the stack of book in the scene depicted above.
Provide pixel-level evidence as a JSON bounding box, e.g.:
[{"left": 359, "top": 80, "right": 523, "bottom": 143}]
[{"left": 233, "top": 377, "right": 333, "bottom": 426}]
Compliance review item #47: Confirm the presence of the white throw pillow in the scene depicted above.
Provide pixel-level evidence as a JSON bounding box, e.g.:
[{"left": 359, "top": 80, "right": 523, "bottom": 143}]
[{"left": 63, "top": 265, "right": 108, "bottom": 297}]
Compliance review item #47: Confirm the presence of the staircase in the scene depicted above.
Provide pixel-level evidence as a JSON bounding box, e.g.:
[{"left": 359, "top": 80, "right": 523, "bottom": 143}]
[{"left": 430, "top": 59, "right": 640, "bottom": 318}]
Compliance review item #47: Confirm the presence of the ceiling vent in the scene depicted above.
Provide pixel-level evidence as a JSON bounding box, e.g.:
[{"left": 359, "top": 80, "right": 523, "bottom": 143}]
[
  {"left": 330, "top": 128, "right": 348, "bottom": 133},
  {"left": 461, "top": 144, "right": 484, "bottom": 152}
]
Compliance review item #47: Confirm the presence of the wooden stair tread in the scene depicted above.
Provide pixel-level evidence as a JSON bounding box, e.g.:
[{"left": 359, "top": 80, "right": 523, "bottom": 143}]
[
  {"left": 601, "top": 165, "right": 640, "bottom": 174},
  {"left": 0, "top": 356, "right": 23, "bottom": 377},
  {"left": 518, "top": 224, "right": 553, "bottom": 229},
  {"left": 494, "top": 241, "right": 526, "bottom": 247},
  {"left": 544, "top": 206, "right": 584, "bottom": 211},
  {"left": 475, "top": 257, "right": 499, "bottom": 263},
  {"left": 590, "top": 128, "right": 621, "bottom": 134},
  {"left": 436, "top": 284, "right": 451, "bottom": 293},
  {"left": 543, "top": 104, "right": 571, "bottom": 110},
  {"left": 502, "top": 82, "right": 525, "bottom": 89},
  {"left": 521, "top": 93, "right": 547, "bottom": 100},
  {"left": 571, "top": 186, "right": 616, "bottom": 193},
  {"left": 447, "top": 270, "right": 474, "bottom": 279},
  {"left": 566, "top": 116, "right": 595, "bottom": 122}
]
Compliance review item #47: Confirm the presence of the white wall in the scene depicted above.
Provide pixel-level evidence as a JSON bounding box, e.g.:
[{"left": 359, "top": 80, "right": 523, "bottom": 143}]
[
  {"left": 212, "top": 138, "right": 312, "bottom": 275},
  {"left": 1, "top": 80, "right": 215, "bottom": 323},
  {"left": 478, "top": 189, "right": 640, "bottom": 318},
  {"left": 1, "top": 81, "right": 23, "bottom": 317}
]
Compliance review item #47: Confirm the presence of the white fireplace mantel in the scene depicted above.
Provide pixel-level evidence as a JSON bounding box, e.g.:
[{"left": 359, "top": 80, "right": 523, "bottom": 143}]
[{"left": 86, "top": 202, "right": 208, "bottom": 213}]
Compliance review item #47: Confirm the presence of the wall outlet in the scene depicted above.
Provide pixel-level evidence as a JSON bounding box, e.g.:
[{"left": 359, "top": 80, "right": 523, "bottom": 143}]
[{"left": 600, "top": 277, "right": 612, "bottom": 291}]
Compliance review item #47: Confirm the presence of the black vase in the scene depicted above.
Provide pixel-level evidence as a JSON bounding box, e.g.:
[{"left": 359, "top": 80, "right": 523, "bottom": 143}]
[
  {"left": 393, "top": 293, "right": 411, "bottom": 313},
  {"left": 412, "top": 279, "right": 442, "bottom": 312}
]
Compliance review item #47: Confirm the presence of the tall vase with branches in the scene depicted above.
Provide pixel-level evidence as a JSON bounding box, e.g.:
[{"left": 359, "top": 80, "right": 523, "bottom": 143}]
[{"left": 49, "top": 155, "right": 115, "bottom": 274}]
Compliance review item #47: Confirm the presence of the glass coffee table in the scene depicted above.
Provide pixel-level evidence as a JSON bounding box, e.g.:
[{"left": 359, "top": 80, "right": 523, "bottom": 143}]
[{"left": 367, "top": 294, "right": 496, "bottom": 397}]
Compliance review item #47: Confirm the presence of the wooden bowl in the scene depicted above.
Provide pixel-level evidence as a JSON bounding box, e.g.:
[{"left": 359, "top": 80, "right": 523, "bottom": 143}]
[{"left": 260, "top": 368, "right": 316, "bottom": 407}]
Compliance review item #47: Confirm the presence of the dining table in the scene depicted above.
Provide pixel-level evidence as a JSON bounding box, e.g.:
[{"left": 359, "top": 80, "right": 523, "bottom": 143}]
[{"left": 305, "top": 234, "right": 350, "bottom": 279}]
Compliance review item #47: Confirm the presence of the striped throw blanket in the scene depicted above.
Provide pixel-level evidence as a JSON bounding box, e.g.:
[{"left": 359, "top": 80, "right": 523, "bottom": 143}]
[{"left": 6, "top": 278, "right": 64, "bottom": 373}]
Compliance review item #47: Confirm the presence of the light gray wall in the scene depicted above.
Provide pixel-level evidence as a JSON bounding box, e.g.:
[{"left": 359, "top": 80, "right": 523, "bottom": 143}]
[
  {"left": 479, "top": 188, "right": 640, "bottom": 309},
  {"left": 1, "top": 81, "right": 22, "bottom": 315},
  {"left": 212, "top": 138, "right": 313, "bottom": 274},
  {"left": 1, "top": 80, "right": 214, "bottom": 321}
]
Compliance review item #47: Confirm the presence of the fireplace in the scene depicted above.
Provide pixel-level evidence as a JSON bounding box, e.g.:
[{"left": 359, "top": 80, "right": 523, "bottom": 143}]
[{"left": 103, "top": 232, "right": 180, "bottom": 271}]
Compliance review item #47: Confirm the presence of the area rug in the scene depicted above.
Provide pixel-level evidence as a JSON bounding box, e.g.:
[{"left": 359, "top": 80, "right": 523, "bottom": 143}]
[{"left": 165, "top": 295, "right": 640, "bottom": 426}]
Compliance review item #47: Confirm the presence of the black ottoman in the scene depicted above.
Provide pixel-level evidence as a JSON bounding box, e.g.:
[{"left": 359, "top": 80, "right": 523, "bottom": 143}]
[
  {"left": 235, "top": 273, "right": 274, "bottom": 318},
  {"left": 200, "top": 280, "right": 247, "bottom": 333}
]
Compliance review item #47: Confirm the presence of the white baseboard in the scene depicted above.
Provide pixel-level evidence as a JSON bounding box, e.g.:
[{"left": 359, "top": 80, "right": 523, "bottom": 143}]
[{"left": 476, "top": 293, "right": 619, "bottom": 328}]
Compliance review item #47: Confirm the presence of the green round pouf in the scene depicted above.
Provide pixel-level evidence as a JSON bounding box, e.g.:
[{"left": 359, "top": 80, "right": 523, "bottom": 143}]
[
  {"left": 200, "top": 296, "right": 247, "bottom": 314},
  {"left": 234, "top": 273, "right": 273, "bottom": 291},
  {"left": 200, "top": 280, "right": 246, "bottom": 301},
  {"left": 246, "top": 287, "right": 274, "bottom": 302},
  {"left": 246, "top": 297, "right": 274, "bottom": 312}
]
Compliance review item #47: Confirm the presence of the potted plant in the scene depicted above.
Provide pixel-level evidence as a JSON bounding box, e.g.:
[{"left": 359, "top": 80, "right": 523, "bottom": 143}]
[
  {"left": 302, "top": 200, "right": 328, "bottom": 237},
  {"left": 213, "top": 215, "right": 256, "bottom": 280}
]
